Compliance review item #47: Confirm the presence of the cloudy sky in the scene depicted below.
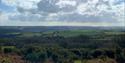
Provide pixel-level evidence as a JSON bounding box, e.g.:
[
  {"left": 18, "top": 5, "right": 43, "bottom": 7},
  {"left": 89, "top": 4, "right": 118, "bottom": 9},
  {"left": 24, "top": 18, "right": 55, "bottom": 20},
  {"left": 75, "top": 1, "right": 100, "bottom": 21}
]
[{"left": 0, "top": 0, "right": 125, "bottom": 26}]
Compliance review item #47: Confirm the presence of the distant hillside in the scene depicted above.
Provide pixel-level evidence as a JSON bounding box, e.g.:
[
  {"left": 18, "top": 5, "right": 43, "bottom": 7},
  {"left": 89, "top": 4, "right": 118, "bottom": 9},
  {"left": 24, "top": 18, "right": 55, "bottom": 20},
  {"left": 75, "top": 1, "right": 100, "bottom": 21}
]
[{"left": 0, "top": 26, "right": 124, "bottom": 32}]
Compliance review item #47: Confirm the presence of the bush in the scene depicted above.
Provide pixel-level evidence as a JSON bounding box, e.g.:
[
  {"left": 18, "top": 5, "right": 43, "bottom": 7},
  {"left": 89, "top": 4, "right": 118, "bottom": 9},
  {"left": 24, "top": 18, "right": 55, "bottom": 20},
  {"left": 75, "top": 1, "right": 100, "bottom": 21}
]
[{"left": 0, "top": 57, "right": 12, "bottom": 63}]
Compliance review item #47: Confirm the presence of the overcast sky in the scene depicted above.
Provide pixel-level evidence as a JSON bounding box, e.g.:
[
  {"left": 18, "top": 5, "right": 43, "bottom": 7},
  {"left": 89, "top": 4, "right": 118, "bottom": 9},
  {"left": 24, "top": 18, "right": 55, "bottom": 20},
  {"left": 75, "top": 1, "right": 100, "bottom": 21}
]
[{"left": 0, "top": 0, "right": 125, "bottom": 26}]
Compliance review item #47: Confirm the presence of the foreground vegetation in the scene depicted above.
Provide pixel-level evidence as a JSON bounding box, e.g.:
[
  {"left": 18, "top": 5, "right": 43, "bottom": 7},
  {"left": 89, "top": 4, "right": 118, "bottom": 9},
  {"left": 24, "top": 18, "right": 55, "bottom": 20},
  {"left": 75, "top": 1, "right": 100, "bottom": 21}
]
[{"left": 0, "top": 29, "right": 125, "bottom": 63}]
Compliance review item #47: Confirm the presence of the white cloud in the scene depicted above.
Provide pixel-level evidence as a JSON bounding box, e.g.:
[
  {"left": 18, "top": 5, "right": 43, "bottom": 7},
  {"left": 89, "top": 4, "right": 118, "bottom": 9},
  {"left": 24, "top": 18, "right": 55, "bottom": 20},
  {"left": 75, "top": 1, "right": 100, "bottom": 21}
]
[
  {"left": 0, "top": 0, "right": 125, "bottom": 26},
  {"left": 19, "top": 0, "right": 41, "bottom": 9},
  {"left": 0, "top": 20, "right": 117, "bottom": 26},
  {"left": 88, "top": 0, "right": 99, "bottom": 4},
  {"left": 76, "top": 0, "right": 125, "bottom": 22},
  {"left": 0, "top": 12, "right": 10, "bottom": 26},
  {"left": 103, "top": 0, "right": 108, "bottom": 2},
  {"left": 18, "top": 1, "right": 36, "bottom": 9},
  {"left": 56, "top": 0, "right": 77, "bottom": 8},
  {"left": 77, "top": 3, "right": 87, "bottom": 15},
  {"left": 0, "top": 12, "right": 9, "bottom": 22},
  {"left": 1, "top": 0, "right": 17, "bottom": 6},
  {"left": 1, "top": 0, "right": 41, "bottom": 9},
  {"left": 76, "top": 3, "right": 98, "bottom": 16}
]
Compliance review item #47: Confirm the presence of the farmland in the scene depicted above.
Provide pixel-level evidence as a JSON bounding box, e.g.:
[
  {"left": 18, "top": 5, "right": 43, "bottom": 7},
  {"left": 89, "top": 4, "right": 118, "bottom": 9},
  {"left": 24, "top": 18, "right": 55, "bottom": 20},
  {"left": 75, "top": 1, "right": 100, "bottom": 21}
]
[{"left": 0, "top": 26, "right": 125, "bottom": 63}]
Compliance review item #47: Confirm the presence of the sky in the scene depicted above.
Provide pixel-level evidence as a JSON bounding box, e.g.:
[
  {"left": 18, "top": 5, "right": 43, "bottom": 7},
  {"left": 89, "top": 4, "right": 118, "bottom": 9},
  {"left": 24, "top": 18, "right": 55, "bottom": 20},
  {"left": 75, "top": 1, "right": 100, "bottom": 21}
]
[{"left": 0, "top": 0, "right": 125, "bottom": 26}]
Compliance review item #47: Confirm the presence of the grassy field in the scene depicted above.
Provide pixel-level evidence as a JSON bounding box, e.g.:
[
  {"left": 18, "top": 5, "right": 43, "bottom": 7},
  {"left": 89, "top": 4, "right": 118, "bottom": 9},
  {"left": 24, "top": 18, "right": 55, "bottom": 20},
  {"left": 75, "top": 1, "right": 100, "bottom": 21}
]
[
  {"left": 6, "top": 30, "right": 124, "bottom": 38},
  {"left": 0, "top": 29, "right": 124, "bottom": 63},
  {"left": 74, "top": 58, "right": 117, "bottom": 63}
]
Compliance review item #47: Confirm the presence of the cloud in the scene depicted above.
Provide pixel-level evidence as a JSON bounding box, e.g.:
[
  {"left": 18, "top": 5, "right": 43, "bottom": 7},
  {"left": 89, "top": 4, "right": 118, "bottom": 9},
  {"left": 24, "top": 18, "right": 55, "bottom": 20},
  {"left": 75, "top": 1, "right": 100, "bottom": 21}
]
[
  {"left": 37, "top": 0, "right": 60, "bottom": 13},
  {"left": 56, "top": 0, "right": 77, "bottom": 8},
  {"left": 75, "top": 0, "right": 125, "bottom": 25},
  {"left": 1, "top": 0, "right": 17, "bottom": 6},
  {"left": 57, "top": 13, "right": 116, "bottom": 23},
  {"left": 0, "top": 12, "right": 8, "bottom": 21},
  {"left": 1, "top": 0, "right": 40, "bottom": 9},
  {"left": 0, "top": 0, "right": 125, "bottom": 26},
  {"left": 9, "top": 12, "right": 43, "bottom": 21},
  {"left": 0, "top": 12, "right": 9, "bottom": 25},
  {"left": 56, "top": 0, "right": 77, "bottom": 12}
]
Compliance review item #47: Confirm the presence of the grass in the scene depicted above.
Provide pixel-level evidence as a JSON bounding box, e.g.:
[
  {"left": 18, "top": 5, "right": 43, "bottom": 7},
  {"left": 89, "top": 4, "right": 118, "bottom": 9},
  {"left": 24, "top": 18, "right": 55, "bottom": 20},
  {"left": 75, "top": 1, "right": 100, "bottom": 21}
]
[
  {"left": 74, "top": 58, "right": 117, "bottom": 63},
  {"left": 1, "top": 30, "right": 124, "bottom": 38},
  {"left": 40, "top": 30, "right": 102, "bottom": 37},
  {"left": 74, "top": 60, "right": 82, "bottom": 63},
  {"left": 0, "top": 46, "right": 15, "bottom": 51}
]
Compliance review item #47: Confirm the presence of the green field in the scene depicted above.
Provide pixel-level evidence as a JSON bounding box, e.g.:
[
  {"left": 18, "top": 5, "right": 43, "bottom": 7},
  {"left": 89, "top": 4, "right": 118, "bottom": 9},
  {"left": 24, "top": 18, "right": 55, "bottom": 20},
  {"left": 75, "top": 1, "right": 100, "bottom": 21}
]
[{"left": 0, "top": 29, "right": 125, "bottom": 63}]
